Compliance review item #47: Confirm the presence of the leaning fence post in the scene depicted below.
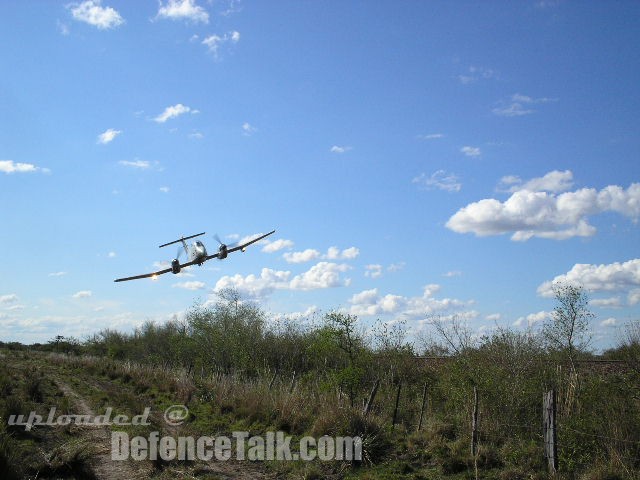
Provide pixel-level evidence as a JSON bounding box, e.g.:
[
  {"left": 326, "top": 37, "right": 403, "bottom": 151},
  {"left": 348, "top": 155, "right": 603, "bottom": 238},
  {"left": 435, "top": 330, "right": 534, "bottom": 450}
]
[
  {"left": 543, "top": 389, "right": 558, "bottom": 473},
  {"left": 363, "top": 378, "right": 380, "bottom": 416},
  {"left": 417, "top": 382, "right": 428, "bottom": 432}
]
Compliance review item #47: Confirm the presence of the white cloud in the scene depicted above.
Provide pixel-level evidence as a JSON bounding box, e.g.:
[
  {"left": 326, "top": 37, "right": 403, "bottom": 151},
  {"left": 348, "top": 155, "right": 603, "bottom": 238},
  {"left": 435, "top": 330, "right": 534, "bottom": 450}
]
[
  {"left": 330, "top": 145, "right": 352, "bottom": 154},
  {"left": 262, "top": 239, "right": 294, "bottom": 253},
  {"left": 159, "top": 186, "right": 170, "bottom": 193},
  {"left": 0, "top": 160, "right": 48, "bottom": 174},
  {"left": 387, "top": 262, "right": 405, "bottom": 273},
  {"left": 485, "top": 313, "right": 501, "bottom": 321},
  {"left": 498, "top": 170, "right": 574, "bottom": 193},
  {"left": 119, "top": 160, "right": 150, "bottom": 169},
  {"left": 325, "top": 246, "right": 359, "bottom": 260},
  {"left": 242, "top": 122, "right": 257, "bottom": 136},
  {"left": 365, "top": 264, "right": 383, "bottom": 279},
  {"left": 447, "top": 173, "right": 640, "bottom": 241},
  {"left": 0, "top": 294, "right": 18, "bottom": 304},
  {"left": 97, "top": 128, "right": 121, "bottom": 144},
  {"left": 458, "top": 65, "right": 497, "bottom": 84},
  {"left": 154, "top": 104, "right": 193, "bottom": 123},
  {"left": 513, "top": 310, "right": 550, "bottom": 328},
  {"left": 172, "top": 281, "right": 206, "bottom": 291},
  {"left": 600, "top": 317, "right": 617, "bottom": 327},
  {"left": 156, "top": 0, "right": 209, "bottom": 23},
  {"left": 48, "top": 271, "right": 67, "bottom": 277},
  {"left": 189, "top": 131, "right": 204, "bottom": 139},
  {"left": 283, "top": 249, "right": 321, "bottom": 264},
  {"left": 215, "top": 268, "right": 292, "bottom": 299},
  {"left": 202, "top": 31, "right": 240, "bottom": 57},
  {"left": 68, "top": 0, "right": 124, "bottom": 29},
  {"left": 417, "top": 133, "right": 444, "bottom": 140},
  {"left": 591, "top": 297, "right": 622, "bottom": 308},
  {"left": 537, "top": 259, "right": 640, "bottom": 299},
  {"left": 628, "top": 289, "right": 640, "bottom": 306},
  {"left": 443, "top": 270, "right": 462, "bottom": 277},
  {"left": 72, "top": 290, "right": 92, "bottom": 299},
  {"left": 413, "top": 170, "right": 461, "bottom": 192},
  {"left": 349, "top": 284, "right": 472, "bottom": 320},
  {"left": 492, "top": 93, "right": 557, "bottom": 117},
  {"left": 289, "top": 262, "right": 351, "bottom": 290},
  {"left": 460, "top": 146, "right": 481, "bottom": 157}
]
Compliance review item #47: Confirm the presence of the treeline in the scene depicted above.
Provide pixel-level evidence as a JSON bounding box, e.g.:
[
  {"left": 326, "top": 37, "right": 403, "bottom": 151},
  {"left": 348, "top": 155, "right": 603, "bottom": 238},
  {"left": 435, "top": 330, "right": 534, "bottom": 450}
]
[{"left": 11, "top": 286, "right": 640, "bottom": 478}]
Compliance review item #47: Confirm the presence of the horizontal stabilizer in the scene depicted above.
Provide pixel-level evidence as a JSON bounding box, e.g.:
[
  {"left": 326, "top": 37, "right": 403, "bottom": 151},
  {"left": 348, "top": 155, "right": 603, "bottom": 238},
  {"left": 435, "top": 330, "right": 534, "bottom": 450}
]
[{"left": 159, "top": 232, "right": 206, "bottom": 248}]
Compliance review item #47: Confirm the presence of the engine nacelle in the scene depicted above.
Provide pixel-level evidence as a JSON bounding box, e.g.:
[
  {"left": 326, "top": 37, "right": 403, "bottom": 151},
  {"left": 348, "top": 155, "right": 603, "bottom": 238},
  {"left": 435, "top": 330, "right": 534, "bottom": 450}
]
[
  {"left": 171, "top": 259, "right": 181, "bottom": 274},
  {"left": 218, "top": 244, "right": 228, "bottom": 259}
]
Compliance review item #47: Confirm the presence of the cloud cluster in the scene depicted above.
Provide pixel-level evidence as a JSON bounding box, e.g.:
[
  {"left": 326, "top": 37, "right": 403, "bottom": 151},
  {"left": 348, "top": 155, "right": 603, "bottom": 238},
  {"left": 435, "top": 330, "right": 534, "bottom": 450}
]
[
  {"left": 1, "top": 160, "right": 49, "bottom": 174},
  {"left": 348, "top": 284, "right": 473, "bottom": 320},
  {"left": 156, "top": 0, "right": 209, "bottom": 23},
  {"left": 447, "top": 170, "right": 640, "bottom": 241},
  {"left": 214, "top": 262, "right": 352, "bottom": 299},
  {"left": 283, "top": 246, "right": 359, "bottom": 264},
  {"left": 492, "top": 93, "right": 557, "bottom": 117},
  {"left": 537, "top": 259, "right": 640, "bottom": 305},
  {"left": 68, "top": 0, "right": 124, "bottom": 30},
  {"left": 202, "top": 31, "right": 240, "bottom": 57},
  {"left": 412, "top": 170, "right": 461, "bottom": 192}
]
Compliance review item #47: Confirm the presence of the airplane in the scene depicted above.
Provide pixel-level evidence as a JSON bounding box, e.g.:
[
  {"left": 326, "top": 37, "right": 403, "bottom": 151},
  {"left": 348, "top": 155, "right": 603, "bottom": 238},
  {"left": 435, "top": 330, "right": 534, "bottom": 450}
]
[{"left": 114, "top": 230, "right": 275, "bottom": 282}]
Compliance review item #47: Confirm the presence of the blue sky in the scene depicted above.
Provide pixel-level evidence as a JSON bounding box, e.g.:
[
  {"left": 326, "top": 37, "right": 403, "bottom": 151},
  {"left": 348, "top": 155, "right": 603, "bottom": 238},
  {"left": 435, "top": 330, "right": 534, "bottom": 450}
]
[{"left": 1, "top": 0, "right": 639, "bottom": 349}]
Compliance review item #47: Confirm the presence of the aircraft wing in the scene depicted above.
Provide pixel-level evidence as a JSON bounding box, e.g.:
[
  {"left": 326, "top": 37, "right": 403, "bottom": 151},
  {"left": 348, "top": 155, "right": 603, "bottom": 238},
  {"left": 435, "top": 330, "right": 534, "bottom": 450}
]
[
  {"left": 114, "top": 267, "right": 173, "bottom": 282},
  {"left": 204, "top": 253, "right": 220, "bottom": 261},
  {"left": 228, "top": 230, "right": 276, "bottom": 254},
  {"left": 114, "top": 258, "right": 207, "bottom": 282}
]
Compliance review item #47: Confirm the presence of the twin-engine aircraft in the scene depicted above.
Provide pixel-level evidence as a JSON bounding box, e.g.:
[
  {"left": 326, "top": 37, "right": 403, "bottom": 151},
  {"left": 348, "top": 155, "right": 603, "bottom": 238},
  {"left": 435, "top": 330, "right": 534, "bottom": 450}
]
[{"left": 114, "top": 230, "right": 275, "bottom": 283}]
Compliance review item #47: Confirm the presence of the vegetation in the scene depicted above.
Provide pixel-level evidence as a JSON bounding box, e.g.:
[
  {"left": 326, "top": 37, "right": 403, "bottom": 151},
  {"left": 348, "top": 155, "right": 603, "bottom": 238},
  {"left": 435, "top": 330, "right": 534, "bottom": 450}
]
[{"left": 0, "top": 285, "right": 639, "bottom": 478}]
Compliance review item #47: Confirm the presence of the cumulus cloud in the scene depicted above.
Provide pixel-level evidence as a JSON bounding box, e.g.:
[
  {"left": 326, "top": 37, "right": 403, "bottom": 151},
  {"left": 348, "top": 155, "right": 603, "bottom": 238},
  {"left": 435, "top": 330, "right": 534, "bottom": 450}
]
[
  {"left": 68, "top": 0, "right": 124, "bottom": 29},
  {"left": 365, "top": 264, "right": 383, "bottom": 279},
  {"left": 600, "top": 317, "right": 617, "bottom": 327},
  {"left": 348, "top": 284, "right": 472, "bottom": 320},
  {"left": 156, "top": 0, "right": 209, "bottom": 23},
  {"left": 0, "top": 294, "right": 18, "bottom": 304},
  {"left": 492, "top": 93, "right": 557, "bottom": 117},
  {"left": 460, "top": 146, "right": 481, "bottom": 157},
  {"left": 283, "top": 249, "right": 321, "bottom": 264},
  {"left": 97, "top": 128, "right": 121, "bottom": 144},
  {"left": 172, "top": 281, "right": 206, "bottom": 290},
  {"left": 447, "top": 172, "right": 640, "bottom": 241},
  {"left": 154, "top": 104, "right": 195, "bottom": 123},
  {"left": 498, "top": 170, "right": 574, "bottom": 193},
  {"left": 262, "top": 239, "right": 294, "bottom": 253},
  {"left": 0, "top": 160, "right": 49, "bottom": 174},
  {"left": 214, "top": 262, "right": 352, "bottom": 299},
  {"left": 72, "top": 290, "right": 92, "bottom": 299},
  {"left": 513, "top": 310, "right": 550, "bottom": 328},
  {"left": 325, "top": 246, "right": 359, "bottom": 260},
  {"left": 537, "top": 259, "right": 640, "bottom": 300},
  {"left": 413, "top": 170, "right": 461, "bottom": 192}
]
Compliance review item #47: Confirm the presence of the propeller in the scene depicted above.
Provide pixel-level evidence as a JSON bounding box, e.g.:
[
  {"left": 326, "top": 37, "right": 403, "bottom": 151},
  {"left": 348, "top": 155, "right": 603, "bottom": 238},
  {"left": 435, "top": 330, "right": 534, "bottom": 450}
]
[
  {"left": 176, "top": 245, "right": 184, "bottom": 261},
  {"left": 214, "top": 234, "right": 224, "bottom": 246}
]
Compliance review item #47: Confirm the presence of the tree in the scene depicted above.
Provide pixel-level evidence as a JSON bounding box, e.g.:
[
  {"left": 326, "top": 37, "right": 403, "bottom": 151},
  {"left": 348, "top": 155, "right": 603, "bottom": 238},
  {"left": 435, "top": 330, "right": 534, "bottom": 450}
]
[{"left": 543, "top": 282, "right": 594, "bottom": 368}]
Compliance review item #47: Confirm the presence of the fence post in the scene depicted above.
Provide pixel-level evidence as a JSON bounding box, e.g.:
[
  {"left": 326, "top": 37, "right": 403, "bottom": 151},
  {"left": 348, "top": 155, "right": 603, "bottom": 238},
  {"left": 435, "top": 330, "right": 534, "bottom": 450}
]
[
  {"left": 543, "top": 389, "right": 558, "bottom": 474},
  {"left": 363, "top": 378, "right": 380, "bottom": 416},
  {"left": 471, "top": 386, "right": 479, "bottom": 457},
  {"left": 417, "top": 382, "right": 428, "bottom": 432},
  {"left": 392, "top": 381, "right": 402, "bottom": 429}
]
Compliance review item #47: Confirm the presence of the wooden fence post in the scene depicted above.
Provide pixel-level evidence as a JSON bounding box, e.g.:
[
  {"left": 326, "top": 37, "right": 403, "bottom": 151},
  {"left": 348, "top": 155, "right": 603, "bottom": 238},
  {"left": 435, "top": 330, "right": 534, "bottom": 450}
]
[
  {"left": 392, "top": 381, "right": 402, "bottom": 429},
  {"left": 363, "top": 378, "right": 380, "bottom": 416},
  {"left": 543, "top": 389, "right": 558, "bottom": 473},
  {"left": 471, "top": 386, "right": 479, "bottom": 457},
  {"left": 417, "top": 382, "right": 428, "bottom": 432}
]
